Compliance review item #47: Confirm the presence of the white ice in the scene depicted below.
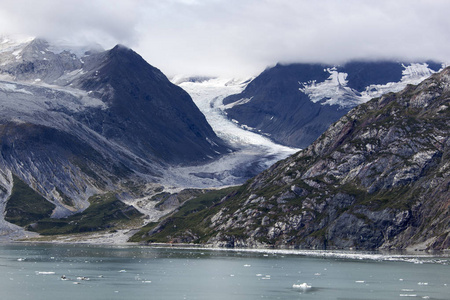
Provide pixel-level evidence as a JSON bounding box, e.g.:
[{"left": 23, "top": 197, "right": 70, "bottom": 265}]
[
  {"left": 300, "top": 67, "right": 360, "bottom": 107},
  {"left": 293, "top": 282, "right": 312, "bottom": 289},
  {"left": 163, "top": 77, "right": 299, "bottom": 189},
  {"left": 300, "top": 63, "right": 442, "bottom": 108}
]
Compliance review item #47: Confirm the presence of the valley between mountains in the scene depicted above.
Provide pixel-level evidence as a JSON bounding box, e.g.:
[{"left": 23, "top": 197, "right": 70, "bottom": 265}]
[{"left": 0, "top": 37, "right": 448, "bottom": 251}]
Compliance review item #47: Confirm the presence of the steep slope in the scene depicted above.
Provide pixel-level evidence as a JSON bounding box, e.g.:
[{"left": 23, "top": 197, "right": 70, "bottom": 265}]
[
  {"left": 0, "top": 37, "right": 231, "bottom": 236},
  {"left": 223, "top": 61, "right": 442, "bottom": 148},
  {"left": 69, "top": 45, "right": 230, "bottom": 163},
  {"left": 135, "top": 67, "right": 450, "bottom": 250},
  {"left": 0, "top": 38, "right": 230, "bottom": 164}
]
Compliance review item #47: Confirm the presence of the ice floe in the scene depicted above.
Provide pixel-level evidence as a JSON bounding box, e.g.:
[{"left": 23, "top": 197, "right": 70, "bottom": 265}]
[{"left": 292, "top": 282, "right": 312, "bottom": 290}]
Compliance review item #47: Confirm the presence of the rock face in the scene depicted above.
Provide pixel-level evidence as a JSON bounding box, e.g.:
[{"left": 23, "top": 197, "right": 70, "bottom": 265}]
[
  {"left": 223, "top": 61, "right": 442, "bottom": 148},
  {"left": 69, "top": 45, "right": 230, "bottom": 164},
  {"left": 0, "top": 37, "right": 230, "bottom": 230},
  {"left": 141, "top": 67, "right": 450, "bottom": 250}
]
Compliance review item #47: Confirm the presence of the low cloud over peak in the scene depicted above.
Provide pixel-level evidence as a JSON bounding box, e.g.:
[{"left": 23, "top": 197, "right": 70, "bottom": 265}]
[{"left": 1, "top": 0, "right": 449, "bottom": 77}]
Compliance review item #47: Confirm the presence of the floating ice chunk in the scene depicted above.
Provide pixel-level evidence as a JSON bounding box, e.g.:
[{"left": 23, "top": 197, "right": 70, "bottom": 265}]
[
  {"left": 77, "top": 276, "right": 90, "bottom": 281},
  {"left": 293, "top": 283, "right": 312, "bottom": 289},
  {"left": 36, "top": 271, "right": 55, "bottom": 275}
]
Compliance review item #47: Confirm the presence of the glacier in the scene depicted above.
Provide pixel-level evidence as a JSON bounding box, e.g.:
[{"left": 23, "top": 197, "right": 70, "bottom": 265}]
[{"left": 165, "top": 77, "right": 299, "bottom": 189}]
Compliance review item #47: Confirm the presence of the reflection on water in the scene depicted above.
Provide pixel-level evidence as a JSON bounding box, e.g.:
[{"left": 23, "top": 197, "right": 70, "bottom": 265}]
[{"left": 0, "top": 243, "right": 449, "bottom": 300}]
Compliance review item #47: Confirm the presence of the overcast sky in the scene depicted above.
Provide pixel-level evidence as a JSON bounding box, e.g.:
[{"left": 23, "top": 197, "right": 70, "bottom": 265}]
[{"left": 1, "top": 0, "right": 450, "bottom": 77}]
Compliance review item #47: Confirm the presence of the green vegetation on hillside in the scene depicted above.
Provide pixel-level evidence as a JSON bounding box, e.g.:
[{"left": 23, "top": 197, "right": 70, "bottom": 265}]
[
  {"left": 27, "top": 192, "right": 143, "bottom": 235},
  {"left": 4, "top": 175, "right": 56, "bottom": 226},
  {"left": 129, "top": 186, "right": 242, "bottom": 243}
]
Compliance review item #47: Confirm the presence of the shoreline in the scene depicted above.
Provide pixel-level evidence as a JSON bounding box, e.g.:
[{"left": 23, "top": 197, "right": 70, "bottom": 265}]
[
  {"left": 6, "top": 239, "right": 450, "bottom": 260},
  {"left": 4, "top": 227, "right": 448, "bottom": 257}
]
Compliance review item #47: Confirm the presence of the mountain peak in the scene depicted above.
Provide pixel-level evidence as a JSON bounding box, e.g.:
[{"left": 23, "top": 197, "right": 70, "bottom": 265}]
[
  {"left": 111, "top": 44, "right": 131, "bottom": 52},
  {"left": 105, "top": 43, "right": 151, "bottom": 70}
]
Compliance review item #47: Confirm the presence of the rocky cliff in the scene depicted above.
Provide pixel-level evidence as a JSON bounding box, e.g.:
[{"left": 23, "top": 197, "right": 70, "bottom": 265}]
[{"left": 135, "top": 67, "right": 450, "bottom": 250}]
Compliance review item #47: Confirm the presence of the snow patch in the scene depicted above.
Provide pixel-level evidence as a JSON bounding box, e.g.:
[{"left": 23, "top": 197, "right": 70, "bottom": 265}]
[
  {"left": 360, "top": 63, "right": 438, "bottom": 101},
  {"left": 0, "top": 82, "right": 33, "bottom": 95},
  {"left": 0, "top": 35, "right": 34, "bottom": 53},
  {"left": 300, "top": 67, "right": 360, "bottom": 107},
  {"left": 300, "top": 63, "right": 441, "bottom": 108},
  {"left": 12, "top": 49, "right": 22, "bottom": 57}
]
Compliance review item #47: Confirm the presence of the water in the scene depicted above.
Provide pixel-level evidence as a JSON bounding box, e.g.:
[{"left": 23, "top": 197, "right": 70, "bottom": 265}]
[{"left": 1, "top": 244, "right": 449, "bottom": 300}]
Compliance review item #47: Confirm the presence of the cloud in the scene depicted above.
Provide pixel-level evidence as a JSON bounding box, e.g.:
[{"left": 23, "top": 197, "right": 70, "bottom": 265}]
[
  {"left": 0, "top": 0, "right": 141, "bottom": 46},
  {"left": 1, "top": 0, "right": 450, "bottom": 77},
  {"left": 135, "top": 0, "right": 450, "bottom": 76}
]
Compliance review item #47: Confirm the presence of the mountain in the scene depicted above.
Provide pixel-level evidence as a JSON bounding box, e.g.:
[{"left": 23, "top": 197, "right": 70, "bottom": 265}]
[
  {"left": 0, "top": 38, "right": 230, "bottom": 164},
  {"left": 223, "top": 61, "right": 443, "bottom": 148},
  {"left": 0, "top": 37, "right": 230, "bottom": 234},
  {"left": 133, "top": 66, "right": 450, "bottom": 251}
]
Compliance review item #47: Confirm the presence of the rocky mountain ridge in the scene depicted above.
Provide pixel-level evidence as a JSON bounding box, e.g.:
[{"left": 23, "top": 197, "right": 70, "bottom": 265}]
[{"left": 134, "top": 66, "right": 450, "bottom": 250}]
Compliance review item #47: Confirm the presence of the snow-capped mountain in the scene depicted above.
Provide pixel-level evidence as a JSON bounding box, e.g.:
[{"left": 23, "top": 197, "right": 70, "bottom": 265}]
[
  {"left": 0, "top": 37, "right": 233, "bottom": 236},
  {"left": 223, "top": 61, "right": 443, "bottom": 148}
]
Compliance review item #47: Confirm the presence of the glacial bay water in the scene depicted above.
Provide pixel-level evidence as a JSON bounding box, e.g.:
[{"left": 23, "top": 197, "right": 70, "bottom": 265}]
[{"left": 1, "top": 244, "right": 449, "bottom": 300}]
